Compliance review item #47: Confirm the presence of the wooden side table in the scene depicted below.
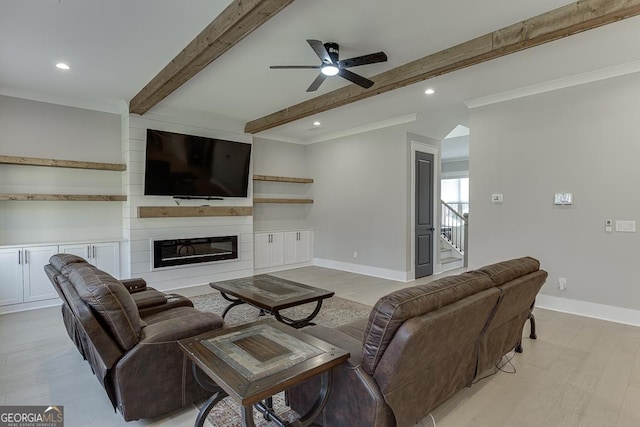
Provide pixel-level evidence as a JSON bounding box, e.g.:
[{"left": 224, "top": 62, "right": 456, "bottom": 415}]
[{"left": 179, "top": 319, "right": 349, "bottom": 427}]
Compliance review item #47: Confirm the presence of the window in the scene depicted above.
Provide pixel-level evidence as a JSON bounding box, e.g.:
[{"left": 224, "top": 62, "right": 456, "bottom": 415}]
[{"left": 441, "top": 178, "right": 469, "bottom": 214}]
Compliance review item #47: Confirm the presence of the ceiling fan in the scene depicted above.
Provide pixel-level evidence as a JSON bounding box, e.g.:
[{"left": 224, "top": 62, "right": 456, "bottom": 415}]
[{"left": 270, "top": 39, "right": 388, "bottom": 92}]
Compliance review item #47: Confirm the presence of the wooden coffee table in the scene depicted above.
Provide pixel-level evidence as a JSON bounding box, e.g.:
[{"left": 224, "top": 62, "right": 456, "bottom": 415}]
[
  {"left": 210, "top": 275, "right": 334, "bottom": 329},
  {"left": 179, "top": 319, "right": 349, "bottom": 427}
]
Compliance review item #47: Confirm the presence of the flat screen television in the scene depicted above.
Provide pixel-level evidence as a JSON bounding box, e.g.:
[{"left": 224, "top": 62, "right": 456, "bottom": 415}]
[{"left": 144, "top": 129, "right": 251, "bottom": 198}]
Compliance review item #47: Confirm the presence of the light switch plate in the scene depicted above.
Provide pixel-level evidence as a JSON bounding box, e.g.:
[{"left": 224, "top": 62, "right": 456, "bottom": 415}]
[
  {"left": 491, "top": 194, "right": 503, "bottom": 203},
  {"left": 615, "top": 220, "right": 636, "bottom": 232},
  {"left": 554, "top": 193, "right": 573, "bottom": 205}
]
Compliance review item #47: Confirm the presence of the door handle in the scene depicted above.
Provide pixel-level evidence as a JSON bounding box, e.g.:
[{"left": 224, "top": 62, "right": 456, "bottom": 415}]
[
  {"left": 429, "top": 227, "right": 435, "bottom": 231},
  {"left": 18, "top": 250, "right": 22, "bottom": 265},
  {"left": 24, "top": 250, "right": 28, "bottom": 264}
]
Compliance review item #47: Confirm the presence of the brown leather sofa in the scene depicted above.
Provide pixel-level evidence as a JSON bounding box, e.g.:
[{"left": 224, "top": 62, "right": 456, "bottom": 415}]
[
  {"left": 287, "top": 257, "right": 547, "bottom": 427},
  {"left": 45, "top": 253, "right": 224, "bottom": 421}
]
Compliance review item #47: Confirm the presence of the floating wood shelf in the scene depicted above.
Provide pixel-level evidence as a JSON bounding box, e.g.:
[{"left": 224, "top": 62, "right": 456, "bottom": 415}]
[
  {"left": 253, "top": 174, "right": 313, "bottom": 184},
  {"left": 138, "top": 206, "right": 253, "bottom": 218},
  {"left": 0, "top": 194, "right": 127, "bottom": 202},
  {"left": 254, "top": 198, "right": 313, "bottom": 204},
  {"left": 0, "top": 155, "right": 126, "bottom": 171}
]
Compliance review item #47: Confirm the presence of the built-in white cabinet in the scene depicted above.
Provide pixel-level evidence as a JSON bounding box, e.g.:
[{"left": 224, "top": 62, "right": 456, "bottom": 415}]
[
  {"left": 0, "top": 241, "right": 121, "bottom": 309},
  {"left": 0, "top": 248, "right": 25, "bottom": 306},
  {"left": 0, "top": 245, "right": 58, "bottom": 306},
  {"left": 284, "top": 231, "right": 311, "bottom": 265},
  {"left": 59, "top": 241, "right": 120, "bottom": 277},
  {"left": 255, "top": 230, "right": 313, "bottom": 272},
  {"left": 254, "top": 232, "right": 285, "bottom": 270}
]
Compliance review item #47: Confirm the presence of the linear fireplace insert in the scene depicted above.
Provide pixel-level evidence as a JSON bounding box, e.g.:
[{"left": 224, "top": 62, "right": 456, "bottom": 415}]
[{"left": 153, "top": 236, "right": 238, "bottom": 268}]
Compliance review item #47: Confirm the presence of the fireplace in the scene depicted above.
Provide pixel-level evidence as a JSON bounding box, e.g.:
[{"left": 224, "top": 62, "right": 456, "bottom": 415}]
[{"left": 153, "top": 236, "right": 238, "bottom": 268}]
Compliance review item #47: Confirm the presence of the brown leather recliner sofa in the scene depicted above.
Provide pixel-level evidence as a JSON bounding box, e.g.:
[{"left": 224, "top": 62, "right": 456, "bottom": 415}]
[
  {"left": 45, "top": 253, "right": 224, "bottom": 421},
  {"left": 287, "top": 257, "right": 547, "bottom": 427}
]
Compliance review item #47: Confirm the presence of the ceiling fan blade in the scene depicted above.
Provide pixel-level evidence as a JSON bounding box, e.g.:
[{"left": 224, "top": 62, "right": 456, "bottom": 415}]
[
  {"left": 306, "top": 73, "right": 327, "bottom": 92},
  {"left": 307, "top": 39, "right": 333, "bottom": 64},
  {"left": 270, "top": 65, "right": 321, "bottom": 69},
  {"left": 338, "top": 69, "right": 374, "bottom": 89},
  {"left": 339, "top": 51, "right": 388, "bottom": 68}
]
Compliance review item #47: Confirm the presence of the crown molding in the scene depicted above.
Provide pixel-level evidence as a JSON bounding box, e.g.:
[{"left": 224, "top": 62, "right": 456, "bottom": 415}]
[
  {"left": 465, "top": 60, "right": 640, "bottom": 109},
  {"left": 0, "top": 87, "right": 123, "bottom": 115}
]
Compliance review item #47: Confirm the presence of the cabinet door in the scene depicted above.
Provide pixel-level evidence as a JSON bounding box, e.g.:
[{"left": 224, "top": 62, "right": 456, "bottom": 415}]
[
  {"left": 23, "top": 245, "right": 59, "bottom": 303},
  {"left": 92, "top": 242, "right": 120, "bottom": 278},
  {"left": 296, "top": 230, "right": 311, "bottom": 263},
  {"left": 270, "top": 233, "right": 284, "bottom": 267},
  {"left": 254, "top": 233, "right": 272, "bottom": 270},
  {"left": 255, "top": 233, "right": 285, "bottom": 269},
  {"left": 284, "top": 231, "right": 312, "bottom": 265},
  {"left": 59, "top": 242, "right": 120, "bottom": 278},
  {"left": 0, "top": 248, "right": 24, "bottom": 306},
  {"left": 59, "top": 243, "right": 90, "bottom": 260}
]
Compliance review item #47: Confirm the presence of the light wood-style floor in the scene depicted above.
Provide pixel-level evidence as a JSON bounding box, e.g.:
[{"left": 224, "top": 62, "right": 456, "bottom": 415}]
[{"left": 1, "top": 266, "right": 639, "bottom": 426}]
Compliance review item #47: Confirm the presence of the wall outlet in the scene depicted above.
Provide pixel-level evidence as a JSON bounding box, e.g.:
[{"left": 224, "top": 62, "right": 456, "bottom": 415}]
[
  {"left": 558, "top": 277, "right": 567, "bottom": 291},
  {"left": 353, "top": 251, "right": 358, "bottom": 259}
]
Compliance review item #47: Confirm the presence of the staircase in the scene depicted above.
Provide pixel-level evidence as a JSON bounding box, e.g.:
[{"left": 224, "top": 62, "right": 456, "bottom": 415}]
[
  {"left": 440, "top": 201, "right": 468, "bottom": 272},
  {"left": 440, "top": 237, "right": 463, "bottom": 271}
]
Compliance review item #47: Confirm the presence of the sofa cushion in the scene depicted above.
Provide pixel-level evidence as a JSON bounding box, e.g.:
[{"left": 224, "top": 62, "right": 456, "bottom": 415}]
[
  {"left": 63, "top": 263, "right": 142, "bottom": 351},
  {"left": 49, "top": 253, "right": 89, "bottom": 271},
  {"left": 361, "top": 271, "right": 494, "bottom": 375},
  {"left": 476, "top": 256, "right": 540, "bottom": 286}
]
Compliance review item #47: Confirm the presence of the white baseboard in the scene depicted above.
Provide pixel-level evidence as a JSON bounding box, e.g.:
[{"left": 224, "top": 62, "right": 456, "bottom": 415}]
[
  {"left": 254, "top": 261, "right": 313, "bottom": 276},
  {"left": 0, "top": 298, "right": 61, "bottom": 315},
  {"left": 313, "top": 258, "right": 409, "bottom": 282},
  {"left": 535, "top": 294, "right": 640, "bottom": 328}
]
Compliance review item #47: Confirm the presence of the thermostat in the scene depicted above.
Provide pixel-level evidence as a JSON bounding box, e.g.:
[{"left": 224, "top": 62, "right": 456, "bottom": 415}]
[{"left": 554, "top": 193, "right": 573, "bottom": 205}]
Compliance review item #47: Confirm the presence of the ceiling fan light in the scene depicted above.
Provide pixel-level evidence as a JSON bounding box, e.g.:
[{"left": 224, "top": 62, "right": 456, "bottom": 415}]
[{"left": 321, "top": 65, "right": 339, "bottom": 76}]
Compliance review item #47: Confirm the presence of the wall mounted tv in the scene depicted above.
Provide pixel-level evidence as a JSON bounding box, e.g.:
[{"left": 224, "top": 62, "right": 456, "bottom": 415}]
[{"left": 144, "top": 129, "right": 251, "bottom": 199}]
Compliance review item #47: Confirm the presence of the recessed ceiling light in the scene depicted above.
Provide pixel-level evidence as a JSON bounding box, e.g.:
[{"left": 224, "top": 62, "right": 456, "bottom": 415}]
[
  {"left": 424, "top": 88, "right": 435, "bottom": 95},
  {"left": 56, "top": 62, "right": 70, "bottom": 70},
  {"left": 313, "top": 121, "right": 321, "bottom": 126}
]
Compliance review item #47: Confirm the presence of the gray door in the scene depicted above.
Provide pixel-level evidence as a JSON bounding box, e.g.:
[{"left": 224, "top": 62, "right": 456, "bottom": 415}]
[{"left": 415, "top": 151, "right": 434, "bottom": 278}]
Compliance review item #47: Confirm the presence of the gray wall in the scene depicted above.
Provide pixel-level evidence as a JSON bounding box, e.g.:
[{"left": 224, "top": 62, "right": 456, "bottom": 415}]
[
  {"left": 0, "top": 96, "right": 122, "bottom": 244},
  {"left": 306, "top": 124, "right": 409, "bottom": 274},
  {"left": 442, "top": 159, "right": 469, "bottom": 178},
  {"left": 469, "top": 73, "right": 640, "bottom": 311},
  {"left": 251, "top": 138, "right": 311, "bottom": 231}
]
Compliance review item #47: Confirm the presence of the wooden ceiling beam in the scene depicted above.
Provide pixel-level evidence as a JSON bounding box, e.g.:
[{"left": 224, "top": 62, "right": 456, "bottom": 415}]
[
  {"left": 245, "top": 0, "right": 640, "bottom": 134},
  {"left": 129, "top": 0, "right": 295, "bottom": 115}
]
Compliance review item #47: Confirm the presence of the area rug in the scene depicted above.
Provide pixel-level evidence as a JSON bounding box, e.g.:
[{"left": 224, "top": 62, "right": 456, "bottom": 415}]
[
  {"left": 190, "top": 291, "right": 372, "bottom": 426},
  {"left": 191, "top": 292, "right": 372, "bottom": 328}
]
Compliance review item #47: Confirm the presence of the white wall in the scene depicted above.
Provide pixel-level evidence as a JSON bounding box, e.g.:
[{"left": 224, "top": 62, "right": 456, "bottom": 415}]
[
  {"left": 469, "top": 73, "right": 640, "bottom": 313},
  {"left": 306, "top": 124, "right": 410, "bottom": 280},
  {"left": 121, "top": 112, "right": 254, "bottom": 290},
  {"left": 0, "top": 96, "right": 123, "bottom": 245}
]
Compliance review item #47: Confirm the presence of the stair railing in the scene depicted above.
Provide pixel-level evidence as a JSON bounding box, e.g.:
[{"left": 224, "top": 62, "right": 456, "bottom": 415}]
[{"left": 441, "top": 201, "right": 469, "bottom": 267}]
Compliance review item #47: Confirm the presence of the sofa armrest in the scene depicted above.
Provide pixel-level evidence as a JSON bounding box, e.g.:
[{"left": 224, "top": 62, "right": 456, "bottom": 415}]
[
  {"left": 139, "top": 308, "right": 223, "bottom": 344},
  {"left": 121, "top": 278, "right": 147, "bottom": 293},
  {"left": 113, "top": 308, "right": 222, "bottom": 421},
  {"left": 286, "top": 325, "right": 395, "bottom": 427}
]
